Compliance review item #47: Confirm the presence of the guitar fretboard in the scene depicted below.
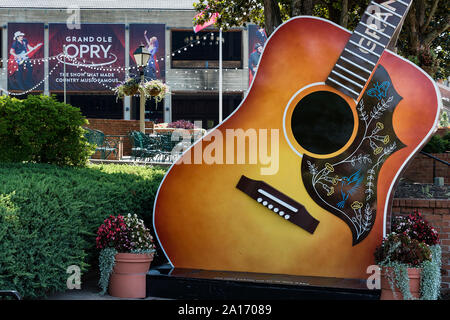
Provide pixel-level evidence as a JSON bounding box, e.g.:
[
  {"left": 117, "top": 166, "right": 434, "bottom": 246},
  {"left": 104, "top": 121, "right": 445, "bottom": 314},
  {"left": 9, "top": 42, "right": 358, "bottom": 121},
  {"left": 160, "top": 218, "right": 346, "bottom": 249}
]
[{"left": 326, "top": 0, "right": 413, "bottom": 100}]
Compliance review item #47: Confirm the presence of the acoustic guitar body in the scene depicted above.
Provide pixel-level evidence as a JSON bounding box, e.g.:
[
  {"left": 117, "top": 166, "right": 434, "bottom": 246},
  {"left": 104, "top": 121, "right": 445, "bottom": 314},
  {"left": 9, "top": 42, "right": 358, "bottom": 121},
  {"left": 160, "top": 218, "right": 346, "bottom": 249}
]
[{"left": 154, "top": 17, "right": 440, "bottom": 279}]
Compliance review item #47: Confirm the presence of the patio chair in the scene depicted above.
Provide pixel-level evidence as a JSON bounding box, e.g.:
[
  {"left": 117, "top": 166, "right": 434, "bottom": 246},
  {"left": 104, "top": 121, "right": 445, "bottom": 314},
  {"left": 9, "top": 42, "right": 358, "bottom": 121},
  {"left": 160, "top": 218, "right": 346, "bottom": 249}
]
[
  {"left": 129, "top": 131, "right": 159, "bottom": 161},
  {"left": 83, "top": 127, "right": 118, "bottom": 160},
  {"left": 156, "top": 131, "right": 193, "bottom": 162},
  {"left": 0, "top": 290, "right": 21, "bottom": 300}
]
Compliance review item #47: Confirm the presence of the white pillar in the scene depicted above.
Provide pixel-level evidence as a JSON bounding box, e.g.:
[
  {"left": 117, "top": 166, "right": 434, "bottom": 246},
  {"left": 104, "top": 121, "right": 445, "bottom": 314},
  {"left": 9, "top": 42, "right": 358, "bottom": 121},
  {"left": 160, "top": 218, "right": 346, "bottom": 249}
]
[
  {"left": 44, "top": 24, "right": 49, "bottom": 96},
  {"left": 163, "top": 26, "right": 171, "bottom": 123},
  {"left": 164, "top": 93, "right": 171, "bottom": 123},
  {"left": 124, "top": 24, "right": 131, "bottom": 120},
  {"left": 1, "top": 26, "right": 7, "bottom": 95},
  {"left": 243, "top": 26, "right": 249, "bottom": 97},
  {"left": 218, "top": 28, "right": 223, "bottom": 123}
]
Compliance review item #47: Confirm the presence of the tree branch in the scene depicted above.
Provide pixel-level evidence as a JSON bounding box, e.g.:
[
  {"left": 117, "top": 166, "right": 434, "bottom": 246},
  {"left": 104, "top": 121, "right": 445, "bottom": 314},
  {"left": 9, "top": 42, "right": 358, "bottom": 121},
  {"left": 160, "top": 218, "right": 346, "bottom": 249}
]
[
  {"left": 417, "top": 0, "right": 426, "bottom": 29},
  {"left": 339, "top": 0, "right": 349, "bottom": 28},
  {"left": 407, "top": 4, "right": 419, "bottom": 52},
  {"left": 423, "top": 0, "right": 440, "bottom": 31},
  {"left": 263, "top": 0, "right": 283, "bottom": 36},
  {"left": 291, "top": 0, "right": 302, "bottom": 16},
  {"left": 423, "top": 17, "right": 450, "bottom": 47},
  {"left": 302, "top": 0, "right": 314, "bottom": 16}
]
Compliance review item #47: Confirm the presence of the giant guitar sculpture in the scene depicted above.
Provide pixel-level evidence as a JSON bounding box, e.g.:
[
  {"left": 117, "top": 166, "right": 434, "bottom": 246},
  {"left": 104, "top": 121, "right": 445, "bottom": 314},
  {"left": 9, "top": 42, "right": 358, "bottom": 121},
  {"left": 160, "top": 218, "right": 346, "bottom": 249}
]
[{"left": 154, "top": 0, "right": 441, "bottom": 279}]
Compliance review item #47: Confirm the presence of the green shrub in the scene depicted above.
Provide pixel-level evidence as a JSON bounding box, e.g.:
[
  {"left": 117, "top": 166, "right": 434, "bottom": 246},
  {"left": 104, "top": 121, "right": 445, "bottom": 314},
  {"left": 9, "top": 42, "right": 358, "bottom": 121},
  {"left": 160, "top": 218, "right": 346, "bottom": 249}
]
[
  {"left": 443, "top": 131, "right": 450, "bottom": 150},
  {"left": 0, "top": 163, "right": 166, "bottom": 299},
  {"left": 422, "top": 133, "right": 449, "bottom": 153},
  {"left": 0, "top": 95, "right": 94, "bottom": 166}
]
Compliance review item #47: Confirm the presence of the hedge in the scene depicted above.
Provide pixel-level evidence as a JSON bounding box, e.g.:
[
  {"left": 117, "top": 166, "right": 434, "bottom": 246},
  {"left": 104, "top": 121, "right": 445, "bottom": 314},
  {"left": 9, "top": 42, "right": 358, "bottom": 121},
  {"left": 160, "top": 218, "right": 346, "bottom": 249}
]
[
  {"left": 422, "top": 131, "right": 450, "bottom": 153},
  {"left": 0, "top": 163, "right": 166, "bottom": 299},
  {"left": 0, "top": 95, "right": 94, "bottom": 166}
]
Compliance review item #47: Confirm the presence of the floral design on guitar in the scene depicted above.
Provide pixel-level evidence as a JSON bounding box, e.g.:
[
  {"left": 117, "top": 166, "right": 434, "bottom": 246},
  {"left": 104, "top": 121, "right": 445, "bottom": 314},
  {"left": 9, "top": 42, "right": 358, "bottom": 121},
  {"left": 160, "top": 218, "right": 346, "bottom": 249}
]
[{"left": 301, "top": 65, "right": 406, "bottom": 245}]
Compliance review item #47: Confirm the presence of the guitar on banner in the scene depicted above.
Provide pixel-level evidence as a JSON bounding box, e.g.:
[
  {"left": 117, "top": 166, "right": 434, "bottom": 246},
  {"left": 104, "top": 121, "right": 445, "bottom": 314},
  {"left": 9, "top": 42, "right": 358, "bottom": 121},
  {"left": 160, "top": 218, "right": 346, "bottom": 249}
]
[
  {"left": 153, "top": 0, "right": 441, "bottom": 279},
  {"left": 8, "top": 39, "right": 43, "bottom": 76}
]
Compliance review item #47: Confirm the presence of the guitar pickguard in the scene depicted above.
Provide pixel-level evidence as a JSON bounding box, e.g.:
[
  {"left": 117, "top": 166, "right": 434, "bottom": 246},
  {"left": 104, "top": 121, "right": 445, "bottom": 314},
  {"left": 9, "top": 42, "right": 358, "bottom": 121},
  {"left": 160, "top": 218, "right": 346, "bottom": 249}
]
[{"left": 301, "top": 65, "right": 405, "bottom": 245}]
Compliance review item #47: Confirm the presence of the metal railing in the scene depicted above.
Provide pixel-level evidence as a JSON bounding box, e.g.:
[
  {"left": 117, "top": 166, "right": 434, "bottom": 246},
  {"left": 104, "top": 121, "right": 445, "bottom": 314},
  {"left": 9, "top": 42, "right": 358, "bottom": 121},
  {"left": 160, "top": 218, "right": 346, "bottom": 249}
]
[{"left": 419, "top": 151, "right": 449, "bottom": 182}]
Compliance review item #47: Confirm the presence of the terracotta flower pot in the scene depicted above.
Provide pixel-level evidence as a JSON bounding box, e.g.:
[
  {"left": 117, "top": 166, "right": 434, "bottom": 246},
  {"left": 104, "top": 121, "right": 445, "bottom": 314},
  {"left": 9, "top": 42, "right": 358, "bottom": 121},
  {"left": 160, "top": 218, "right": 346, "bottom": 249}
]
[
  {"left": 108, "top": 253, "right": 153, "bottom": 298},
  {"left": 380, "top": 267, "right": 421, "bottom": 300}
]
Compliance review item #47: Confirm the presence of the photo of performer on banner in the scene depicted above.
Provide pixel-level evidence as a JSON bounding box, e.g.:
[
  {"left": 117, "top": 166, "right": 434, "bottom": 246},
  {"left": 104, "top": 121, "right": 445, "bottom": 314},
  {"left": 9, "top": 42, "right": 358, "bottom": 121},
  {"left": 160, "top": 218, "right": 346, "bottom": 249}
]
[
  {"left": 129, "top": 24, "right": 165, "bottom": 82},
  {"left": 248, "top": 24, "right": 267, "bottom": 85},
  {"left": 143, "top": 30, "right": 159, "bottom": 81},
  {"left": 7, "top": 23, "right": 44, "bottom": 92}
]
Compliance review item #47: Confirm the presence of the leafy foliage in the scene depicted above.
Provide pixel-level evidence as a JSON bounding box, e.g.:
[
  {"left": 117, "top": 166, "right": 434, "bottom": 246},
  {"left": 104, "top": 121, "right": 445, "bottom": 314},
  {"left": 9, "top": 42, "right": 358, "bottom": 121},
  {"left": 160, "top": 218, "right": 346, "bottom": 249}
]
[
  {"left": 377, "top": 212, "right": 442, "bottom": 299},
  {"left": 422, "top": 133, "right": 450, "bottom": 153},
  {"left": 439, "top": 111, "right": 449, "bottom": 128},
  {"left": 0, "top": 163, "right": 166, "bottom": 298},
  {"left": 167, "top": 119, "right": 197, "bottom": 129},
  {"left": 96, "top": 214, "right": 156, "bottom": 253},
  {"left": 392, "top": 211, "right": 440, "bottom": 246},
  {"left": 420, "top": 245, "right": 442, "bottom": 300},
  {"left": 0, "top": 95, "right": 95, "bottom": 166},
  {"left": 114, "top": 77, "right": 140, "bottom": 99},
  {"left": 98, "top": 248, "right": 117, "bottom": 295},
  {"left": 374, "top": 233, "right": 431, "bottom": 267},
  {"left": 194, "top": 0, "right": 448, "bottom": 78}
]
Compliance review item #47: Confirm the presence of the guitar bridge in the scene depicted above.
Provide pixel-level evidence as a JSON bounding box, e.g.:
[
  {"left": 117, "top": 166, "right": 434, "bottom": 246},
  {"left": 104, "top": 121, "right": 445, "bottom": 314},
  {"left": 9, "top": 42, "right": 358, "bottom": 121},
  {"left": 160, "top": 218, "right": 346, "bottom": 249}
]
[{"left": 236, "top": 175, "right": 319, "bottom": 234}]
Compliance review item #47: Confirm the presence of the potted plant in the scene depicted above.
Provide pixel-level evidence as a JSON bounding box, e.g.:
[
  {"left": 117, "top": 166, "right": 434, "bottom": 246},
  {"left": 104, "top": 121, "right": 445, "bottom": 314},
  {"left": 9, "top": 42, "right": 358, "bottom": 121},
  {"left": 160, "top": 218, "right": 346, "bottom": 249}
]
[
  {"left": 374, "top": 211, "right": 441, "bottom": 300},
  {"left": 143, "top": 79, "right": 170, "bottom": 103},
  {"left": 96, "top": 214, "right": 156, "bottom": 298},
  {"left": 114, "top": 77, "right": 140, "bottom": 99}
]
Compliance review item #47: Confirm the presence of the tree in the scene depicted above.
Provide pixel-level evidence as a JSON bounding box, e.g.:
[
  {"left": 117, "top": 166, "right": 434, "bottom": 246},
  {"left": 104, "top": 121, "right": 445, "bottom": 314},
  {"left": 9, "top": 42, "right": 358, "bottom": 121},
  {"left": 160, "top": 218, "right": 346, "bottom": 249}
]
[
  {"left": 192, "top": 0, "right": 368, "bottom": 35},
  {"left": 193, "top": 0, "right": 448, "bottom": 78},
  {"left": 398, "top": 0, "right": 449, "bottom": 78}
]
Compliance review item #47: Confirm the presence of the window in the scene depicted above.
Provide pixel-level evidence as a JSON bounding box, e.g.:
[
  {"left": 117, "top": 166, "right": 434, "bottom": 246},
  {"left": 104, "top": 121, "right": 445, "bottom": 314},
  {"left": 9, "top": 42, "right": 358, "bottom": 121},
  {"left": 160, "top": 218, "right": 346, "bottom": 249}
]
[
  {"left": 131, "top": 97, "right": 164, "bottom": 124},
  {"left": 54, "top": 93, "right": 123, "bottom": 119},
  {"left": 172, "top": 93, "right": 243, "bottom": 129},
  {"left": 0, "top": 27, "right": 2, "bottom": 69},
  {"left": 171, "top": 30, "right": 242, "bottom": 69}
]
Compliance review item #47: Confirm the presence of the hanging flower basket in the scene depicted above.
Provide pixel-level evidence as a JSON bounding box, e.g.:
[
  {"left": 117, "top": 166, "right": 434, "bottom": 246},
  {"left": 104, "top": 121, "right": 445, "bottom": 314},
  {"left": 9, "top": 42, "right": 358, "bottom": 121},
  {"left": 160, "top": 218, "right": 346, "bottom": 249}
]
[
  {"left": 148, "top": 87, "right": 161, "bottom": 97},
  {"left": 123, "top": 85, "right": 139, "bottom": 96},
  {"left": 114, "top": 78, "right": 140, "bottom": 99},
  {"left": 143, "top": 80, "right": 170, "bottom": 102}
]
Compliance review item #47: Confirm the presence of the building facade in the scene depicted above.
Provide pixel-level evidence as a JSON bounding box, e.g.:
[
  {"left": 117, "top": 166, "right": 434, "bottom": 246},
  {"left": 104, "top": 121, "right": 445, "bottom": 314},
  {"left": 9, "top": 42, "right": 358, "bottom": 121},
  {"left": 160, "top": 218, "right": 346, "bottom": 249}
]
[{"left": 0, "top": 1, "right": 261, "bottom": 129}]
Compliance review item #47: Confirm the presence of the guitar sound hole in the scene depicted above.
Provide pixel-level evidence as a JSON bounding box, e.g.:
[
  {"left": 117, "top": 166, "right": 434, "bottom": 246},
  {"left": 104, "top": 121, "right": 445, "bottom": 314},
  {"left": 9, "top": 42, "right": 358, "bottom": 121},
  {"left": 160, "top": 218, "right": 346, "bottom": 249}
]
[{"left": 291, "top": 91, "right": 354, "bottom": 155}]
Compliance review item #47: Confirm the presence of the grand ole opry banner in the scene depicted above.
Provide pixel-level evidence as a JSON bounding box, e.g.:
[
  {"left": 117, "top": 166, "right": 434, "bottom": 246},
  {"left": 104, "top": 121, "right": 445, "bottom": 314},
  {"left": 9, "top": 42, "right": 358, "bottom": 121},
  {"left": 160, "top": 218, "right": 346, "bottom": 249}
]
[
  {"left": 48, "top": 23, "right": 126, "bottom": 92},
  {"left": 6, "top": 22, "right": 166, "bottom": 93}
]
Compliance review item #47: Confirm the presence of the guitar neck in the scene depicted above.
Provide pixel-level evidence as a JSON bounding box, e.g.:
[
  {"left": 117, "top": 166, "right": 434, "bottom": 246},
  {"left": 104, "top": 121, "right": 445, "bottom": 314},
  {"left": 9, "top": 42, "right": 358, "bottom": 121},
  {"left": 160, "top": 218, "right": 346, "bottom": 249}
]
[{"left": 325, "top": 0, "right": 413, "bottom": 100}]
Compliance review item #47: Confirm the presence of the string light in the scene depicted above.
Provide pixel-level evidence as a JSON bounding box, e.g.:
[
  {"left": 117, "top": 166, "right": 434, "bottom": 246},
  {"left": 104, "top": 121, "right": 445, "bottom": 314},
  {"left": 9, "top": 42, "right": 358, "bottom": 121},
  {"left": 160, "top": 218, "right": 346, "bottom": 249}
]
[
  {"left": 0, "top": 53, "right": 67, "bottom": 64},
  {"left": 1, "top": 32, "right": 251, "bottom": 95},
  {"left": 0, "top": 59, "right": 61, "bottom": 96}
]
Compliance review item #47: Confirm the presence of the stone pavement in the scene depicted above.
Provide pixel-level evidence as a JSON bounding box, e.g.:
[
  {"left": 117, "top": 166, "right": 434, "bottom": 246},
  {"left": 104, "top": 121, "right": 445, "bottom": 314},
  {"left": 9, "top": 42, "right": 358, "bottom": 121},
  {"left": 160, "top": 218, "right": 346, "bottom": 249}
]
[{"left": 45, "top": 271, "right": 170, "bottom": 300}]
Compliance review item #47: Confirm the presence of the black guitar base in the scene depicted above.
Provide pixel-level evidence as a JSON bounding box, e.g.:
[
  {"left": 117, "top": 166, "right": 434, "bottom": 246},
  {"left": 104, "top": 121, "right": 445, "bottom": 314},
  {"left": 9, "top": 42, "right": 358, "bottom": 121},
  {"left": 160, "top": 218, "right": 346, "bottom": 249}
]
[{"left": 146, "top": 265, "right": 380, "bottom": 300}]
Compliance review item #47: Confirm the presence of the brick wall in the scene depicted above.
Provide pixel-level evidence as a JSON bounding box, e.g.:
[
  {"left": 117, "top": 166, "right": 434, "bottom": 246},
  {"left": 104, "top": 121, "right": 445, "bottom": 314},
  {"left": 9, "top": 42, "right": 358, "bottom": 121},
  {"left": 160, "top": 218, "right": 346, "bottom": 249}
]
[
  {"left": 401, "top": 128, "right": 449, "bottom": 184},
  {"left": 85, "top": 119, "right": 154, "bottom": 159},
  {"left": 402, "top": 153, "right": 449, "bottom": 184},
  {"left": 389, "top": 198, "right": 450, "bottom": 290}
]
